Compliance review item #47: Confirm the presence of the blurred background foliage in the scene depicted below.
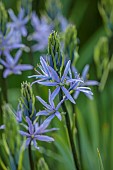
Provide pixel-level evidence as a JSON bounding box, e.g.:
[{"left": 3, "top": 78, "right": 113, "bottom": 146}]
[{"left": 0, "top": 0, "right": 113, "bottom": 170}]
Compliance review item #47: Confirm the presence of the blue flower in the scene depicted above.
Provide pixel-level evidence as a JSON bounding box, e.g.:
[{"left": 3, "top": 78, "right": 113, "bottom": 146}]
[
  {"left": 29, "top": 58, "right": 82, "bottom": 103},
  {"left": 72, "top": 65, "right": 98, "bottom": 99},
  {"left": 36, "top": 89, "right": 64, "bottom": 121},
  {"left": 19, "top": 116, "right": 56, "bottom": 149},
  {"left": 0, "top": 124, "right": 5, "bottom": 130},
  {"left": 0, "top": 50, "right": 33, "bottom": 78},
  {"left": 57, "top": 14, "right": 68, "bottom": 31},
  {"left": 28, "top": 12, "right": 53, "bottom": 52},
  {"left": 38, "top": 60, "right": 82, "bottom": 103},
  {"left": 15, "top": 103, "right": 22, "bottom": 123},
  {"left": 0, "top": 28, "right": 25, "bottom": 56},
  {"left": 8, "top": 8, "right": 29, "bottom": 37},
  {"left": 28, "top": 57, "right": 52, "bottom": 85}
]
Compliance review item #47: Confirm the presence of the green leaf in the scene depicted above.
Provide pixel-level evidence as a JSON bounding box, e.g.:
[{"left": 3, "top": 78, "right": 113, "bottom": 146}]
[
  {"left": 97, "top": 148, "right": 104, "bottom": 170},
  {"left": 37, "top": 158, "right": 49, "bottom": 170}
]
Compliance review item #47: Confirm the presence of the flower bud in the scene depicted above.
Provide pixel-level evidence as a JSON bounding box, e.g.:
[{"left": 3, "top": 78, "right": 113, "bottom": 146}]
[
  {"left": 48, "top": 31, "right": 63, "bottom": 74},
  {"left": 0, "top": 2, "right": 7, "bottom": 34},
  {"left": 64, "top": 25, "right": 79, "bottom": 65},
  {"left": 20, "top": 82, "right": 36, "bottom": 120}
]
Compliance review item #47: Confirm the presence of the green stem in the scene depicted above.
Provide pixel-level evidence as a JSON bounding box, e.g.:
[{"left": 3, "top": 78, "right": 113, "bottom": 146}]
[
  {"left": 0, "top": 69, "right": 8, "bottom": 123},
  {"left": 73, "top": 105, "right": 83, "bottom": 170},
  {"left": 0, "top": 69, "right": 8, "bottom": 103},
  {"left": 28, "top": 144, "right": 34, "bottom": 170},
  {"left": 60, "top": 93, "right": 81, "bottom": 170}
]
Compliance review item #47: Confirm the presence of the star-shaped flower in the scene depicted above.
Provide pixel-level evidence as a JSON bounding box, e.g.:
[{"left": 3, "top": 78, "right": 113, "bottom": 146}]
[
  {"left": 29, "top": 58, "right": 83, "bottom": 103},
  {"left": 73, "top": 65, "right": 98, "bottom": 99},
  {"left": 14, "top": 103, "right": 22, "bottom": 123},
  {"left": 0, "top": 50, "right": 33, "bottom": 78},
  {"left": 36, "top": 90, "right": 64, "bottom": 121},
  {"left": 37, "top": 60, "right": 82, "bottom": 103},
  {"left": 0, "top": 124, "right": 5, "bottom": 130},
  {"left": 0, "top": 29, "right": 25, "bottom": 56},
  {"left": 19, "top": 116, "right": 56, "bottom": 149},
  {"left": 28, "top": 12, "right": 53, "bottom": 52},
  {"left": 28, "top": 57, "right": 52, "bottom": 85},
  {"left": 8, "top": 8, "right": 29, "bottom": 37}
]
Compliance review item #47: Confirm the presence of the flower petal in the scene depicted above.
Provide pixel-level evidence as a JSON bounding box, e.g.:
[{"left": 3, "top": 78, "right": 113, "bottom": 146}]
[
  {"left": 51, "top": 86, "right": 60, "bottom": 100},
  {"left": 49, "top": 89, "right": 55, "bottom": 108},
  {"left": 48, "top": 66, "right": 60, "bottom": 82},
  {"left": 0, "top": 125, "right": 5, "bottom": 130},
  {"left": 40, "top": 57, "right": 50, "bottom": 76},
  {"left": 61, "top": 86, "right": 75, "bottom": 104},
  {"left": 61, "top": 60, "right": 71, "bottom": 82},
  {"left": 33, "top": 139, "right": 40, "bottom": 150},
  {"left": 55, "top": 111, "right": 62, "bottom": 121},
  {"left": 36, "top": 110, "right": 48, "bottom": 116},
  {"left": 35, "top": 135, "right": 54, "bottom": 142},
  {"left": 36, "top": 96, "right": 51, "bottom": 110},
  {"left": 38, "top": 81, "right": 58, "bottom": 86},
  {"left": 82, "top": 65, "right": 89, "bottom": 80},
  {"left": 3, "top": 69, "right": 12, "bottom": 78},
  {"left": 26, "top": 116, "right": 34, "bottom": 134},
  {"left": 73, "top": 91, "right": 80, "bottom": 99},
  {"left": 14, "top": 50, "right": 22, "bottom": 64},
  {"left": 35, "top": 115, "right": 54, "bottom": 134},
  {"left": 84, "top": 80, "right": 99, "bottom": 86},
  {"left": 19, "top": 130, "right": 30, "bottom": 137},
  {"left": 25, "top": 138, "right": 31, "bottom": 147}
]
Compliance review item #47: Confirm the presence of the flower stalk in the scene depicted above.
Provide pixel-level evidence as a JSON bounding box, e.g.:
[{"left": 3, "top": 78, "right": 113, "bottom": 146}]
[
  {"left": 60, "top": 92, "right": 81, "bottom": 170},
  {"left": 28, "top": 144, "right": 34, "bottom": 170}
]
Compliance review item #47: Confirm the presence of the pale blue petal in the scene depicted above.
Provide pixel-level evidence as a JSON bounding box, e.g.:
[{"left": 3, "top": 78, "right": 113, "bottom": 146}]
[
  {"left": 19, "top": 130, "right": 30, "bottom": 137},
  {"left": 8, "top": 9, "right": 17, "bottom": 22},
  {"left": 42, "top": 127, "right": 59, "bottom": 133},
  {"left": 3, "top": 69, "right": 12, "bottom": 78},
  {"left": 26, "top": 116, "right": 34, "bottom": 134},
  {"left": 51, "top": 86, "right": 60, "bottom": 100},
  {"left": 18, "top": 8, "right": 24, "bottom": 19},
  {"left": 36, "top": 110, "right": 48, "bottom": 116},
  {"left": 55, "top": 111, "right": 62, "bottom": 121},
  {"left": 14, "top": 50, "right": 22, "bottom": 64},
  {"left": 15, "top": 64, "right": 33, "bottom": 71},
  {"left": 48, "top": 66, "right": 60, "bottom": 82},
  {"left": 38, "top": 81, "right": 58, "bottom": 86},
  {"left": 0, "top": 59, "right": 9, "bottom": 67},
  {"left": 40, "top": 57, "right": 50, "bottom": 76},
  {"left": 56, "top": 99, "right": 64, "bottom": 110},
  {"left": 74, "top": 91, "right": 80, "bottom": 99},
  {"left": 36, "top": 96, "right": 51, "bottom": 110},
  {"left": 0, "top": 125, "right": 5, "bottom": 130},
  {"left": 82, "top": 65, "right": 89, "bottom": 80},
  {"left": 84, "top": 80, "right": 99, "bottom": 86},
  {"left": 25, "top": 138, "right": 31, "bottom": 147},
  {"left": 49, "top": 89, "right": 55, "bottom": 108},
  {"left": 61, "top": 60, "right": 71, "bottom": 82},
  {"left": 35, "top": 115, "right": 54, "bottom": 134},
  {"left": 33, "top": 139, "right": 40, "bottom": 150},
  {"left": 61, "top": 86, "right": 75, "bottom": 104},
  {"left": 35, "top": 135, "right": 54, "bottom": 142}
]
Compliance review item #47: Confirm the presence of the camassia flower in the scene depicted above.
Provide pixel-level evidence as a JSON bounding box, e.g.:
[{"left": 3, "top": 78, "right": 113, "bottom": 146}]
[
  {"left": 15, "top": 103, "right": 22, "bottom": 123},
  {"left": 28, "top": 57, "right": 52, "bottom": 85},
  {"left": 8, "top": 8, "right": 29, "bottom": 37},
  {"left": 0, "top": 50, "right": 33, "bottom": 78},
  {"left": 19, "top": 116, "right": 55, "bottom": 149},
  {"left": 29, "top": 58, "right": 82, "bottom": 103},
  {"left": 73, "top": 65, "right": 98, "bottom": 99},
  {"left": 36, "top": 90, "right": 64, "bottom": 121},
  {"left": 0, "top": 124, "right": 5, "bottom": 130},
  {"left": 0, "top": 29, "right": 25, "bottom": 56},
  {"left": 28, "top": 12, "right": 53, "bottom": 52}
]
